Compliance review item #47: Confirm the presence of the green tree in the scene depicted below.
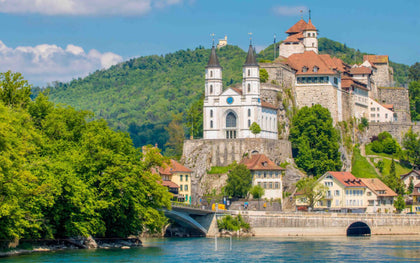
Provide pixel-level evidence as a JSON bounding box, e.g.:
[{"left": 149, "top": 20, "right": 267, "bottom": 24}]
[
  {"left": 409, "top": 62, "right": 420, "bottom": 81},
  {"left": 225, "top": 163, "right": 253, "bottom": 198},
  {"left": 250, "top": 122, "right": 261, "bottom": 137},
  {"left": 185, "top": 96, "right": 203, "bottom": 139},
  {"left": 164, "top": 113, "right": 185, "bottom": 159},
  {"left": 402, "top": 127, "right": 420, "bottom": 167},
  {"left": 382, "top": 159, "right": 405, "bottom": 195},
  {"left": 408, "top": 177, "right": 414, "bottom": 194},
  {"left": 289, "top": 105, "right": 342, "bottom": 177},
  {"left": 295, "top": 177, "right": 328, "bottom": 210},
  {"left": 394, "top": 195, "right": 406, "bottom": 213},
  {"left": 250, "top": 185, "right": 265, "bottom": 209},
  {"left": 408, "top": 81, "right": 420, "bottom": 121},
  {"left": 260, "top": 68, "right": 269, "bottom": 83},
  {"left": 0, "top": 71, "right": 31, "bottom": 108}
]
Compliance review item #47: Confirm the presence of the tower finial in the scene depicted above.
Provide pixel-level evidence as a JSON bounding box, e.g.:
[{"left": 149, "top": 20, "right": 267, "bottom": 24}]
[
  {"left": 210, "top": 33, "right": 215, "bottom": 47},
  {"left": 309, "top": 9, "right": 311, "bottom": 20},
  {"left": 300, "top": 9, "right": 303, "bottom": 19},
  {"left": 248, "top": 32, "right": 253, "bottom": 45}
]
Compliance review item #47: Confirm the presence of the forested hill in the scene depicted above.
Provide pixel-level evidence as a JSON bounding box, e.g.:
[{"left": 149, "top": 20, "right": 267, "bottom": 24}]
[{"left": 44, "top": 38, "right": 410, "bottom": 154}]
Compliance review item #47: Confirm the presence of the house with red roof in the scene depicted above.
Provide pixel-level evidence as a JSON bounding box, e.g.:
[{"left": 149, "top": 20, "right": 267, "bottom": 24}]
[
  {"left": 296, "top": 172, "right": 368, "bottom": 212},
  {"left": 240, "top": 154, "right": 285, "bottom": 200},
  {"left": 279, "top": 18, "right": 318, "bottom": 58},
  {"left": 360, "top": 178, "right": 397, "bottom": 213},
  {"left": 411, "top": 182, "right": 420, "bottom": 213}
]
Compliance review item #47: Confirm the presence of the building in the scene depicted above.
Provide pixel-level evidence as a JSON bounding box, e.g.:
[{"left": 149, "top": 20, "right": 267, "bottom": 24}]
[
  {"left": 203, "top": 44, "right": 278, "bottom": 139},
  {"left": 401, "top": 170, "right": 420, "bottom": 191},
  {"left": 296, "top": 172, "right": 367, "bottom": 212},
  {"left": 368, "top": 99, "right": 396, "bottom": 122},
  {"left": 362, "top": 55, "right": 394, "bottom": 87},
  {"left": 240, "top": 153, "right": 285, "bottom": 200},
  {"left": 279, "top": 18, "right": 318, "bottom": 58},
  {"left": 217, "top": 35, "right": 227, "bottom": 48},
  {"left": 155, "top": 159, "right": 193, "bottom": 204},
  {"left": 360, "top": 178, "right": 397, "bottom": 213},
  {"left": 411, "top": 182, "right": 420, "bottom": 213}
]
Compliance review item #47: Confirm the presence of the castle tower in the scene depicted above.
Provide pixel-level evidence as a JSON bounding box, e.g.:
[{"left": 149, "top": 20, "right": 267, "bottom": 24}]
[
  {"left": 242, "top": 44, "right": 260, "bottom": 96},
  {"left": 205, "top": 45, "right": 223, "bottom": 97},
  {"left": 303, "top": 19, "right": 318, "bottom": 53}
]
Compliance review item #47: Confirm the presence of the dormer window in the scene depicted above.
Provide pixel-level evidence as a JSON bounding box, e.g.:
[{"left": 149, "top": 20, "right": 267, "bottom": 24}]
[
  {"left": 302, "top": 66, "right": 308, "bottom": 72},
  {"left": 313, "top": 66, "right": 319, "bottom": 72}
]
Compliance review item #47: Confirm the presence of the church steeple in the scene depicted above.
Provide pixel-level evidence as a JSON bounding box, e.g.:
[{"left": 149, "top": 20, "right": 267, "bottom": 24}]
[
  {"left": 244, "top": 44, "right": 258, "bottom": 67},
  {"left": 242, "top": 44, "right": 260, "bottom": 96},
  {"left": 205, "top": 45, "right": 223, "bottom": 97},
  {"left": 206, "top": 45, "right": 221, "bottom": 68}
]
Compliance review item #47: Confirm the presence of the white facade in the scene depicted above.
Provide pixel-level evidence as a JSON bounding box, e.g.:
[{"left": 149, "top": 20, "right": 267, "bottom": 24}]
[
  {"left": 368, "top": 98, "right": 395, "bottom": 123},
  {"left": 203, "top": 45, "right": 278, "bottom": 140},
  {"left": 253, "top": 170, "right": 283, "bottom": 200}
]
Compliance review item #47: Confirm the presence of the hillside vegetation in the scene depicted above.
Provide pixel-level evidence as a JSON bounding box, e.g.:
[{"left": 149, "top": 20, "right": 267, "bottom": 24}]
[{"left": 42, "top": 38, "right": 412, "bottom": 154}]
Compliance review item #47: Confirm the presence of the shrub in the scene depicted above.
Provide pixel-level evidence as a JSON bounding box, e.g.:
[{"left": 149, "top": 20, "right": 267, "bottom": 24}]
[
  {"left": 217, "top": 214, "right": 250, "bottom": 231},
  {"left": 371, "top": 140, "right": 384, "bottom": 153}
]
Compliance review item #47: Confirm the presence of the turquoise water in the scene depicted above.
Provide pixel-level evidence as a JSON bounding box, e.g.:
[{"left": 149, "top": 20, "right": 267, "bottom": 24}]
[{"left": 3, "top": 236, "right": 420, "bottom": 262}]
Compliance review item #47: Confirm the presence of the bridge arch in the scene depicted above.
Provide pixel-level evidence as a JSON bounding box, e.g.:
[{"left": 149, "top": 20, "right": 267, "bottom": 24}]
[{"left": 347, "top": 221, "right": 371, "bottom": 236}]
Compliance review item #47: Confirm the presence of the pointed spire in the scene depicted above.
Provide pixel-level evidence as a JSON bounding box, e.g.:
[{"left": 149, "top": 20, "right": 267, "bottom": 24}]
[
  {"left": 244, "top": 44, "right": 258, "bottom": 67},
  {"left": 206, "top": 45, "right": 221, "bottom": 68}
]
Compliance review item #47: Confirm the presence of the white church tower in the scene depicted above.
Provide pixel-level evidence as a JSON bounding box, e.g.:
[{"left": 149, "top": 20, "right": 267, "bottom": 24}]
[
  {"left": 242, "top": 44, "right": 260, "bottom": 96},
  {"left": 303, "top": 19, "right": 318, "bottom": 53},
  {"left": 205, "top": 45, "right": 223, "bottom": 97}
]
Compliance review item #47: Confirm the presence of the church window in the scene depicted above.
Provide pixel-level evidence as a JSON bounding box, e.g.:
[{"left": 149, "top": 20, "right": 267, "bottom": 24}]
[
  {"left": 210, "top": 110, "right": 213, "bottom": 118},
  {"left": 248, "top": 119, "right": 251, "bottom": 127},
  {"left": 226, "top": 112, "right": 237, "bottom": 128},
  {"left": 248, "top": 69, "right": 250, "bottom": 76},
  {"left": 210, "top": 85, "right": 213, "bottom": 94},
  {"left": 248, "top": 109, "right": 251, "bottom": 117},
  {"left": 247, "top": 83, "right": 251, "bottom": 92},
  {"left": 312, "top": 43, "right": 315, "bottom": 47},
  {"left": 210, "top": 71, "right": 213, "bottom": 77},
  {"left": 210, "top": 120, "right": 213, "bottom": 128}
]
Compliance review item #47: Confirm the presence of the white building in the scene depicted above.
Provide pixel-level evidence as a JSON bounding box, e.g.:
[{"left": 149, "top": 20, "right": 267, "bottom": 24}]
[
  {"left": 279, "top": 19, "right": 318, "bottom": 58},
  {"left": 368, "top": 98, "right": 396, "bottom": 122},
  {"left": 203, "top": 44, "right": 278, "bottom": 140}
]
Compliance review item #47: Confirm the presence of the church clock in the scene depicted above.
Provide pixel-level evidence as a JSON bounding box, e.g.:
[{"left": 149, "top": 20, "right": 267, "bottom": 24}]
[{"left": 227, "top": 97, "right": 234, "bottom": 104}]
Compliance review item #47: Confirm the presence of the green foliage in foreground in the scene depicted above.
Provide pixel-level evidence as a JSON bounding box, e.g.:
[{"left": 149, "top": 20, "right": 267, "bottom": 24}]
[
  {"left": 295, "top": 177, "right": 328, "bottom": 209},
  {"left": 289, "top": 105, "right": 342, "bottom": 177},
  {"left": 409, "top": 80, "right": 420, "bottom": 121},
  {"left": 217, "top": 214, "right": 250, "bottom": 231},
  {"left": 224, "top": 163, "right": 252, "bottom": 198},
  {"left": 351, "top": 147, "right": 379, "bottom": 178},
  {"left": 0, "top": 72, "right": 171, "bottom": 242}
]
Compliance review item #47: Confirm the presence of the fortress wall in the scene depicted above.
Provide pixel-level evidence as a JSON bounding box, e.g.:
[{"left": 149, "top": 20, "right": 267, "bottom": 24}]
[
  {"left": 260, "top": 63, "right": 295, "bottom": 87},
  {"left": 377, "top": 87, "right": 411, "bottom": 123},
  {"left": 341, "top": 92, "right": 354, "bottom": 122},
  {"left": 367, "top": 123, "right": 420, "bottom": 143},
  {"left": 373, "top": 64, "right": 393, "bottom": 87}
]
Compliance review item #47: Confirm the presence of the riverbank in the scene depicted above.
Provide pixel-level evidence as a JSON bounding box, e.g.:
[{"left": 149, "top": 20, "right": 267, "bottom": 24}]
[{"left": 0, "top": 237, "right": 142, "bottom": 258}]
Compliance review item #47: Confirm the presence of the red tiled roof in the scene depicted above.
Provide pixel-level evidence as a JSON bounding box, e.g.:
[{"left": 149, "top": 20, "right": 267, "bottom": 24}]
[
  {"left": 240, "top": 154, "right": 285, "bottom": 171},
  {"left": 231, "top": 87, "right": 243, "bottom": 95},
  {"left": 341, "top": 76, "right": 368, "bottom": 91},
  {"left": 350, "top": 66, "right": 372, "bottom": 75},
  {"left": 381, "top": 104, "right": 394, "bottom": 111},
  {"left": 161, "top": 180, "right": 179, "bottom": 189},
  {"left": 287, "top": 51, "right": 341, "bottom": 75},
  {"left": 284, "top": 32, "right": 304, "bottom": 43},
  {"left": 360, "top": 178, "right": 397, "bottom": 197},
  {"left": 327, "top": 171, "right": 366, "bottom": 188},
  {"left": 286, "top": 19, "right": 308, "bottom": 34},
  {"left": 159, "top": 159, "right": 192, "bottom": 175},
  {"left": 363, "top": 55, "right": 389, "bottom": 64},
  {"left": 261, "top": 100, "right": 277, "bottom": 110},
  {"left": 304, "top": 19, "right": 317, "bottom": 31}
]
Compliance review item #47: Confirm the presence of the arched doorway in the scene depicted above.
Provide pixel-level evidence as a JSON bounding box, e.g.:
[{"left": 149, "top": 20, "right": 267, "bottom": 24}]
[
  {"left": 226, "top": 112, "right": 237, "bottom": 139},
  {"left": 346, "top": 222, "right": 371, "bottom": 236}
]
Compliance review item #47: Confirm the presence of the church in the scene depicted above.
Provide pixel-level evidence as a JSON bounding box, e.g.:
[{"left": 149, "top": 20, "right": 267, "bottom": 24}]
[{"left": 203, "top": 44, "right": 278, "bottom": 140}]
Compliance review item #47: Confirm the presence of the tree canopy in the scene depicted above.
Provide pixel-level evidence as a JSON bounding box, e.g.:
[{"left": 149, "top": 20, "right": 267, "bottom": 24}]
[
  {"left": 0, "top": 72, "right": 172, "bottom": 242},
  {"left": 289, "top": 105, "right": 342, "bottom": 177},
  {"left": 224, "top": 163, "right": 253, "bottom": 198},
  {"left": 295, "top": 177, "right": 328, "bottom": 210}
]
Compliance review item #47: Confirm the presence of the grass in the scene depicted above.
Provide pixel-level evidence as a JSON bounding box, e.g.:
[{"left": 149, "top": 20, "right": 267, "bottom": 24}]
[
  {"left": 207, "top": 166, "right": 231, "bottom": 174},
  {"left": 379, "top": 158, "right": 412, "bottom": 176},
  {"left": 365, "top": 143, "right": 399, "bottom": 158},
  {"left": 351, "top": 147, "right": 379, "bottom": 178}
]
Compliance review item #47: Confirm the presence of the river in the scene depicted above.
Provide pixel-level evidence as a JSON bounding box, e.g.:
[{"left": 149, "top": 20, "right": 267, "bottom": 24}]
[{"left": 3, "top": 236, "right": 420, "bottom": 262}]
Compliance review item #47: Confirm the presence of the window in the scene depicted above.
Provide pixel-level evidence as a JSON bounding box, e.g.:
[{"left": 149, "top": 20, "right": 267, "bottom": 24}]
[
  {"left": 263, "top": 182, "right": 267, "bottom": 189},
  {"left": 335, "top": 200, "right": 339, "bottom": 206},
  {"left": 275, "top": 182, "right": 279, "bottom": 189},
  {"left": 210, "top": 71, "right": 213, "bottom": 77},
  {"left": 226, "top": 112, "right": 237, "bottom": 128},
  {"left": 263, "top": 172, "right": 266, "bottom": 178},
  {"left": 313, "top": 66, "right": 319, "bottom": 72},
  {"left": 302, "top": 66, "right": 308, "bottom": 72},
  {"left": 248, "top": 69, "right": 250, "bottom": 76},
  {"left": 247, "top": 83, "right": 251, "bottom": 92},
  {"left": 335, "top": 190, "right": 340, "bottom": 196},
  {"left": 248, "top": 119, "right": 251, "bottom": 127},
  {"left": 184, "top": 185, "right": 188, "bottom": 191},
  {"left": 269, "top": 182, "right": 273, "bottom": 189},
  {"left": 180, "top": 175, "right": 183, "bottom": 181},
  {"left": 180, "top": 185, "right": 183, "bottom": 191},
  {"left": 371, "top": 107, "right": 375, "bottom": 111},
  {"left": 210, "top": 110, "right": 213, "bottom": 118},
  {"left": 334, "top": 77, "right": 338, "bottom": 85},
  {"left": 385, "top": 113, "right": 388, "bottom": 118},
  {"left": 210, "top": 85, "right": 213, "bottom": 94},
  {"left": 185, "top": 174, "right": 188, "bottom": 181},
  {"left": 248, "top": 109, "right": 251, "bottom": 117},
  {"left": 185, "top": 194, "right": 188, "bottom": 201}
]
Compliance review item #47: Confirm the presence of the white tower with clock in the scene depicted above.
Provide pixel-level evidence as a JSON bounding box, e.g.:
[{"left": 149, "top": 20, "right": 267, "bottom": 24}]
[{"left": 203, "top": 43, "right": 278, "bottom": 140}]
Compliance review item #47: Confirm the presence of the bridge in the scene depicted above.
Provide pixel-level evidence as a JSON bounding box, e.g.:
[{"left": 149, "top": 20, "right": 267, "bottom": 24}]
[{"left": 164, "top": 204, "right": 227, "bottom": 237}]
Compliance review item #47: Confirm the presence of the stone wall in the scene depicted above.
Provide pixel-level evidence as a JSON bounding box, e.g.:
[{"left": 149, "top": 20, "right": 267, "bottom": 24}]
[
  {"left": 230, "top": 212, "right": 420, "bottom": 236},
  {"left": 260, "top": 62, "right": 295, "bottom": 87},
  {"left": 373, "top": 64, "right": 394, "bottom": 87},
  {"left": 377, "top": 87, "right": 411, "bottom": 123},
  {"left": 367, "top": 122, "right": 420, "bottom": 143}
]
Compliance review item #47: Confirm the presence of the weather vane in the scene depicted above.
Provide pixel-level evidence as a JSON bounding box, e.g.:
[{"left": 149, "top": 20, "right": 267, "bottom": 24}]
[
  {"left": 300, "top": 9, "right": 303, "bottom": 19},
  {"left": 210, "top": 33, "right": 215, "bottom": 46},
  {"left": 248, "top": 32, "right": 253, "bottom": 45}
]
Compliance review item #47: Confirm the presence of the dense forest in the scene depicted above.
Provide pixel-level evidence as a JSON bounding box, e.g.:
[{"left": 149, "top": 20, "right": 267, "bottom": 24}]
[
  {"left": 0, "top": 71, "right": 171, "bottom": 243},
  {"left": 39, "top": 38, "right": 415, "bottom": 155}
]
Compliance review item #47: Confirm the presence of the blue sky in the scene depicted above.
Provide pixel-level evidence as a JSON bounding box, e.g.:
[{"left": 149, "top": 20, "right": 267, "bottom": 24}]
[{"left": 0, "top": 0, "right": 418, "bottom": 86}]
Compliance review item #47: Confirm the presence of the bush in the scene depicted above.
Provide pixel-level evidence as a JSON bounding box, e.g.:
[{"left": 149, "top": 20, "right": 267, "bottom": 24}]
[
  {"left": 217, "top": 215, "right": 250, "bottom": 231},
  {"left": 371, "top": 140, "right": 384, "bottom": 153},
  {"left": 382, "top": 137, "right": 400, "bottom": 154},
  {"left": 378, "top": 131, "right": 392, "bottom": 141}
]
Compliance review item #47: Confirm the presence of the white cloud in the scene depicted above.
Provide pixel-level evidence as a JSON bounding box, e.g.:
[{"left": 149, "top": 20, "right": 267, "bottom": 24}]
[
  {"left": 0, "top": 40, "right": 123, "bottom": 86},
  {"left": 272, "top": 5, "right": 308, "bottom": 16},
  {"left": 0, "top": 0, "right": 186, "bottom": 16}
]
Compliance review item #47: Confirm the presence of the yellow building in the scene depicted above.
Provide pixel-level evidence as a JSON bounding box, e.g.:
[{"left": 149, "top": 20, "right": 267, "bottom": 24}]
[
  {"left": 360, "top": 178, "right": 397, "bottom": 213},
  {"left": 412, "top": 183, "right": 420, "bottom": 213},
  {"left": 157, "top": 159, "right": 192, "bottom": 204}
]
